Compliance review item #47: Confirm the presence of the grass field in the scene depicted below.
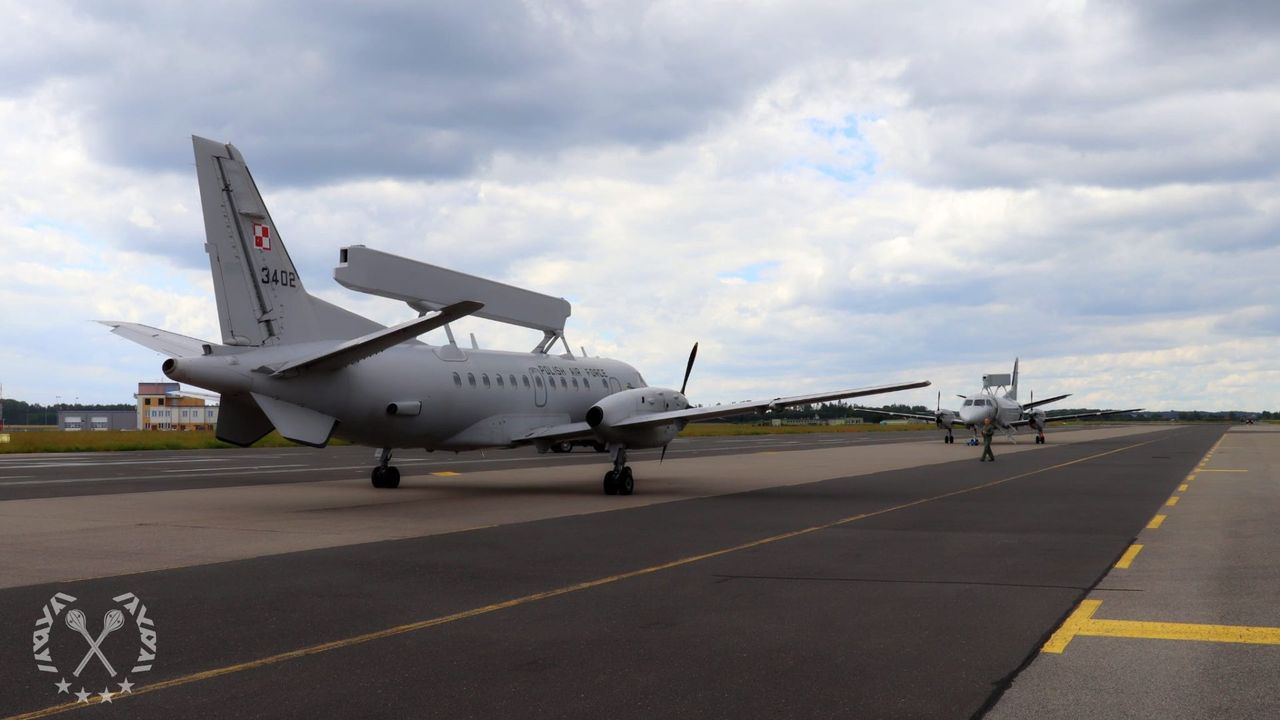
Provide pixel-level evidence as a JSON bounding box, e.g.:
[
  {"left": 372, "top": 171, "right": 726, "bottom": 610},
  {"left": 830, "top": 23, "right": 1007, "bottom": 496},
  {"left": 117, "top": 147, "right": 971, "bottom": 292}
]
[
  {"left": 0, "top": 430, "right": 344, "bottom": 454},
  {"left": 679, "top": 422, "right": 940, "bottom": 437},
  {"left": 0, "top": 419, "right": 1183, "bottom": 453}
]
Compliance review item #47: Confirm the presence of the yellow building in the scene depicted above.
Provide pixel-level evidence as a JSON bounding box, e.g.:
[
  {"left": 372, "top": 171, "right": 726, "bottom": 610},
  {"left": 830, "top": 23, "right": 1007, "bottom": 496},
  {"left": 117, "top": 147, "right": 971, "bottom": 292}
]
[{"left": 135, "top": 382, "right": 218, "bottom": 431}]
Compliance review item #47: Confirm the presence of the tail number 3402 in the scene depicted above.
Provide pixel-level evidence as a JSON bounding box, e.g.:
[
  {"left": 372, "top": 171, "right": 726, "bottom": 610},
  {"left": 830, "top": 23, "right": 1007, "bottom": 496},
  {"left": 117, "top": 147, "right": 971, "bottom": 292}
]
[{"left": 260, "top": 267, "right": 298, "bottom": 288}]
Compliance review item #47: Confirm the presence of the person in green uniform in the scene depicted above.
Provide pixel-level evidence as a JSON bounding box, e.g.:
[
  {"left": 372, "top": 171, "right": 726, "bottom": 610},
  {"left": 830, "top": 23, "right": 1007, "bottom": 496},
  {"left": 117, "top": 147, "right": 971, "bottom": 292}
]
[{"left": 980, "top": 417, "right": 996, "bottom": 462}]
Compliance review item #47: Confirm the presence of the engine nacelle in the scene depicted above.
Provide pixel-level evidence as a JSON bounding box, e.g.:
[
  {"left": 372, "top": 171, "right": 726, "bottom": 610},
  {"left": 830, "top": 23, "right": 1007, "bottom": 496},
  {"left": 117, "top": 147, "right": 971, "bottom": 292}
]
[
  {"left": 585, "top": 387, "right": 688, "bottom": 448},
  {"left": 1027, "top": 410, "right": 1046, "bottom": 431},
  {"left": 936, "top": 409, "right": 959, "bottom": 429}
]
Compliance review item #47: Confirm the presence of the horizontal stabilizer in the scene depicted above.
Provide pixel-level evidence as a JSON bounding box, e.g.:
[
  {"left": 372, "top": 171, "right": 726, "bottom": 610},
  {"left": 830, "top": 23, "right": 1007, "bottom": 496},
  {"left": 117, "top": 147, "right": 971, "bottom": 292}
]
[
  {"left": 98, "top": 321, "right": 212, "bottom": 358},
  {"left": 251, "top": 393, "right": 337, "bottom": 447},
  {"left": 335, "top": 246, "right": 570, "bottom": 334},
  {"left": 271, "top": 301, "right": 483, "bottom": 376},
  {"left": 216, "top": 394, "right": 275, "bottom": 447}
]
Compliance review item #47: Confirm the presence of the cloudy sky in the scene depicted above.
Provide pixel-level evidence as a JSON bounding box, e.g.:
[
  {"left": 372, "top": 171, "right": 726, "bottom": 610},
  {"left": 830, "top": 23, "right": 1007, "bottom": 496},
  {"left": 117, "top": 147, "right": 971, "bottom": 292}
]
[{"left": 1, "top": 0, "right": 1277, "bottom": 411}]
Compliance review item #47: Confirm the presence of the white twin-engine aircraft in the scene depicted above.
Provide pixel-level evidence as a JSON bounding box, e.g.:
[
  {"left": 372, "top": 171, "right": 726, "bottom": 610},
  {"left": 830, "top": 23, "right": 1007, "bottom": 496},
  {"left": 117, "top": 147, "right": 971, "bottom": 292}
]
[
  {"left": 102, "top": 136, "right": 929, "bottom": 495},
  {"left": 858, "top": 359, "right": 1141, "bottom": 444}
]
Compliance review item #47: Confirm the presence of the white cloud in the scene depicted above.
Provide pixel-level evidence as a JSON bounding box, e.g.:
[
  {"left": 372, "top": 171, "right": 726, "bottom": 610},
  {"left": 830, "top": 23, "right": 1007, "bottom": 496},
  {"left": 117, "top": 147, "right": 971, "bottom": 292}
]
[{"left": 0, "top": 1, "right": 1277, "bottom": 412}]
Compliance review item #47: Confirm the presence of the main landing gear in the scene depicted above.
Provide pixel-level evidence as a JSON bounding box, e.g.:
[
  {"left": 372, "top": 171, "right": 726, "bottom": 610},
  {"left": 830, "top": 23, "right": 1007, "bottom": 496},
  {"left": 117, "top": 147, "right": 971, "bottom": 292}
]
[
  {"left": 1035, "top": 433, "right": 1046, "bottom": 444},
  {"left": 371, "top": 447, "right": 401, "bottom": 489},
  {"left": 602, "top": 445, "right": 635, "bottom": 496},
  {"left": 943, "top": 430, "right": 955, "bottom": 444}
]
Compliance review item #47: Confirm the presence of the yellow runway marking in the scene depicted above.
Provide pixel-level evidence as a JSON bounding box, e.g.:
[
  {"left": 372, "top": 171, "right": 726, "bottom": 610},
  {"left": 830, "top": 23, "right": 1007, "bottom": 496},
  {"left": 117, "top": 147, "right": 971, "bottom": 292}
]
[
  {"left": 1115, "top": 544, "right": 1144, "bottom": 569},
  {"left": 1186, "top": 474, "right": 1196, "bottom": 481},
  {"left": 1197, "top": 469, "right": 1248, "bottom": 473},
  {"left": 1044, "top": 600, "right": 1280, "bottom": 654},
  {"left": 1147, "top": 515, "right": 1166, "bottom": 529},
  {"left": 1, "top": 437, "right": 1164, "bottom": 720},
  {"left": 431, "top": 471, "right": 462, "bottom": 477},
  {"left": 1166, "top": 496, "right": 1180, "bottom": 507},
  {"left": 1178, "top": 484, "right": 1188, "bottom": 492}
]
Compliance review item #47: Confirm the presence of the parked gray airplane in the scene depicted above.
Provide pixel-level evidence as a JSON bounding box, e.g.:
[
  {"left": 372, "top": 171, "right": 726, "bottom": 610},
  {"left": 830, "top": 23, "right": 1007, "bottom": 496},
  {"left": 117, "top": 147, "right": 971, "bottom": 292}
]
[
  {"left": 102, "top": 136, "right": 929, "bottom": 495},
  {"left": 858, "top": 359, "right": 1140, "bottom": 444}
]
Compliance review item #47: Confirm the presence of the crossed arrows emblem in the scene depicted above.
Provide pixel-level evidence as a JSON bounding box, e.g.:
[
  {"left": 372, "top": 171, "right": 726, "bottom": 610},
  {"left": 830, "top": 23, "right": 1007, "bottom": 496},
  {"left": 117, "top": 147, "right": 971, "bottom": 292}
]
[{"left": 64, "top": 608, "right": 125, "bottom": 677}]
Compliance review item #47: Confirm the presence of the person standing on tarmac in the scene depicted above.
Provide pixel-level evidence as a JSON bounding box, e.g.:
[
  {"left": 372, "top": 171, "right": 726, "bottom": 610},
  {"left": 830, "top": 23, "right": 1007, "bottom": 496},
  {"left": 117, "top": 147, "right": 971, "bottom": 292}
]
[{"left": 980, "top": 417, "right": 996, "bottom": 462}]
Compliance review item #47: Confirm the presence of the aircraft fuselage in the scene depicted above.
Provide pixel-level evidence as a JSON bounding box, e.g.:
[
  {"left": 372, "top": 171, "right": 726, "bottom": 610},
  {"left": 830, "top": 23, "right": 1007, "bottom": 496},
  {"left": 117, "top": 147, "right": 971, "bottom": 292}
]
[{"left": 167, "top": 343, "right": 650, "bottom": 450}]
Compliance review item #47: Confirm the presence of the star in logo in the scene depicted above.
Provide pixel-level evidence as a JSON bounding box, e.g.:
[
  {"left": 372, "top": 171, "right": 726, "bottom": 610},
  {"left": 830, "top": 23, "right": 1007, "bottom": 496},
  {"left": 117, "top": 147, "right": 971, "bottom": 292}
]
[
  {"left": 74, "top": 688, "right": 91, "bottom": 704},
  {"left": 117, "top": 678, "right": 134, "bottom": 694},
  {"left": 55, "top": 679, "right": 70, "bottom": 694},
  {"left": 98, "top": 689, "right": 114, "bottom": 703}
]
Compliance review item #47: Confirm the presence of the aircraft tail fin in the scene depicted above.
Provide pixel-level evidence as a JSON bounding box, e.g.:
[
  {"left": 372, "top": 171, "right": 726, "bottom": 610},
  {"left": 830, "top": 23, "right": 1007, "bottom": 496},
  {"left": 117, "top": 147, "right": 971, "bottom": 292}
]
[
  {"left": 1009, "top": 358, "right": 1019, "bottom": 401},
  {"left": 193, "top": 136, "right": 381, "bottom": 347}
]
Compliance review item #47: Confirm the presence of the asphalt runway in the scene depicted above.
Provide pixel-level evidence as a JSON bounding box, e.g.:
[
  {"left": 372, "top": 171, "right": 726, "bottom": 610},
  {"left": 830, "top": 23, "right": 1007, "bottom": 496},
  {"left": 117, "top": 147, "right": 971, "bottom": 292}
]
[
  {"left": 0, "top": 429, "right": 953, "bottom": 501},
  {"left": 0, "top": 423, "right": 1221, "bottom": 719}
]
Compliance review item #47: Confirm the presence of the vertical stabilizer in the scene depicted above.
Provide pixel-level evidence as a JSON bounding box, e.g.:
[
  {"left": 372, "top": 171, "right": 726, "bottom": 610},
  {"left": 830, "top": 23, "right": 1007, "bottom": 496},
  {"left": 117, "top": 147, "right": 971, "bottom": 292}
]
[
  {"left": 193, "top": 136, "right": 381, "bottom": 346},
  {"left": 1009, "top": 358, "right": 1020, "bottom": 401}
]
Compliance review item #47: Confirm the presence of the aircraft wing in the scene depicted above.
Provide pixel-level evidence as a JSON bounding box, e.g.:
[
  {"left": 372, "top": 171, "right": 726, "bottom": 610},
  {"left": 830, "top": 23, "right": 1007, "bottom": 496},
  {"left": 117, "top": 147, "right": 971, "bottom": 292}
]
[
  {"left": 271, "top": 301, "right": 482, "bottom": 376},
  {"left": 851, "top": 407, "right": 939, "bottom": 423},
  {"left": 1020, "top": 393, "right": 1072, "bottom": 410},
  {"left": 1010, "top": 408, "right": 1144, "bottom": 427},
  {"left": 519, "top": 422, "right": 597, "bottom": 444},
  {"left": 98, "top": 321, "right": 211, "bottom": 358},
  {"left": 612, "top": 380, "right": 932, "bottom": 430}
]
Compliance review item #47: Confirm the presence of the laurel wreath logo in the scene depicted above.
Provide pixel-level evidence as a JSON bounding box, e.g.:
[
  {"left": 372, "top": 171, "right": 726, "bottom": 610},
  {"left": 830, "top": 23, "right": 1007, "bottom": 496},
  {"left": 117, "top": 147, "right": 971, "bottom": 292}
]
[{"left": 32, "top": 592, "right": 158, "bottom": 704}]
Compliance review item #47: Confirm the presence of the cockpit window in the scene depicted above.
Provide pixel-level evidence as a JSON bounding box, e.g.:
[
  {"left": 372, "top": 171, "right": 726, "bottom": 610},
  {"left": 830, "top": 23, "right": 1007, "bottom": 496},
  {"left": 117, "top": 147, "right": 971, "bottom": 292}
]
[{"left": 963, "top": 400, "right": 973, "bottom": 406}]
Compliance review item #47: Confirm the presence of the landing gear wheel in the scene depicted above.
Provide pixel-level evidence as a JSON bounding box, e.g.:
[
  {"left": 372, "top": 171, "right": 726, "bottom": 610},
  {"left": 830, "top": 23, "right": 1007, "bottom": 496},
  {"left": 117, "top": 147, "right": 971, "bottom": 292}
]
[
  {"left": 618, "top": 467, "right": 634, "bottom": 496},
  {"left": 372, "top": 465, "right": 401, "bottom": 488},
  {"left": 1035, "top": 435, "right": 1045, "bottom": 444},
  {"left": 555, "top": 441, "right": 573, "bottom": 454},
  {"left": 603, "top": 470, "right": 619, "bottom": 495}
]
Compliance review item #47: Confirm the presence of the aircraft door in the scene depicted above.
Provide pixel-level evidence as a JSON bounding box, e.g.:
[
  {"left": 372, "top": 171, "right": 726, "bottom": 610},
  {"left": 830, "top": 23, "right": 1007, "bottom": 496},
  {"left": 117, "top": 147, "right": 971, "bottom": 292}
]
[{"left": 529, "top": 368, "right": 548, "bottom": 407}]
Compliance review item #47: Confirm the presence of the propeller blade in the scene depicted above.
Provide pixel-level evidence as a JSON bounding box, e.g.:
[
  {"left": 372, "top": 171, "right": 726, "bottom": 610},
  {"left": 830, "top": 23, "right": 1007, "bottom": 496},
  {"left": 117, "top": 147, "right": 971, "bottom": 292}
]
[
  {"left": 936, "top": 390, "right": 941, "bottom": 414},
  {"left": 660, "top": 444, "right": 668, "bottom": 464},
  {"left": 679, "top": 342, "right": 699, "bottom": 395}
]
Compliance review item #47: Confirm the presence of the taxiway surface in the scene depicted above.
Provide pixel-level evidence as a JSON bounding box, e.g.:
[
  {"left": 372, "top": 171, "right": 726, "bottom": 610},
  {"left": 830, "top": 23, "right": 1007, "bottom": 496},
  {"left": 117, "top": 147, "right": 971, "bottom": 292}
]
[{"left": 0, "top": 424, "right": 1233, "bottom": 719}]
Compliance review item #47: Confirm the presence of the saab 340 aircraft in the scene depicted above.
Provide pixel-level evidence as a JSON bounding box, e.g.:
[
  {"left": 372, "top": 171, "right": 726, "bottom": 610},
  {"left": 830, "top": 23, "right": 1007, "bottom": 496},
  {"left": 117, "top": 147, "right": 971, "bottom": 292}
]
[
  {"left": 858, "top": 359, "right": 1140, "bottom": 444},
  {"left": 102, "top": 136, "right": 929, "bottom": 495}
]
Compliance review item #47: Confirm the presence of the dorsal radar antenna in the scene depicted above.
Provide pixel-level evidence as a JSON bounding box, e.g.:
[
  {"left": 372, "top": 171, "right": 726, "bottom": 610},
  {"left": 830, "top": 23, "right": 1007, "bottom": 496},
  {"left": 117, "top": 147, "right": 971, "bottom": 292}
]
[{"left": 335, "top": 246, "right": 572, "bottom": 356}]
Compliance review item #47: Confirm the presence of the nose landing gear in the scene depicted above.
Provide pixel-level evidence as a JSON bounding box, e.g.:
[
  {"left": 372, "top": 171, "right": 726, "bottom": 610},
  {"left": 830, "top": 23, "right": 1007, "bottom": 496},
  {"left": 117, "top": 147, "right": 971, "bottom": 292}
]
[{"left": 371, "top": 447, "right": 401, "bottom": 488}]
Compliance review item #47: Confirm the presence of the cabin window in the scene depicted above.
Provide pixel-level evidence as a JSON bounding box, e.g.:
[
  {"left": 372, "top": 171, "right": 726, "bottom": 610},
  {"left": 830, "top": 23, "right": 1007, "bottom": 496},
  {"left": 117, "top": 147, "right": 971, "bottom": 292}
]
[
  {"left": 572, "top": 378, "right": 579, "bottom": 389},
  {"left": 523, "top": 376, "right": 531, "bottom": 388},
  {"left": 547, "top": 377, "right": 555, "bottom": 391},
  {"left": 583, "top": 378, "right": 590, "bottom": 389},
  {"left": 496, "top": 375, "right": 504, "bottom": 387},
  {"left": 452, "top": 372, "right": 461, "bottom": 388},
  {"left": 560, "top": 378, "right": 567, "bottom": 389},
  {"left": 467, "top": 373, "right": 476, "bottom": 387},
  {"left": 510, "top": 374, "right": 517, "bottom": 387},
  {"left": 535, "top": 376, "right": 543, "bottom": 388},
  {"left": 482, "top": 374, "right": 491, "bottom": 388}
]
